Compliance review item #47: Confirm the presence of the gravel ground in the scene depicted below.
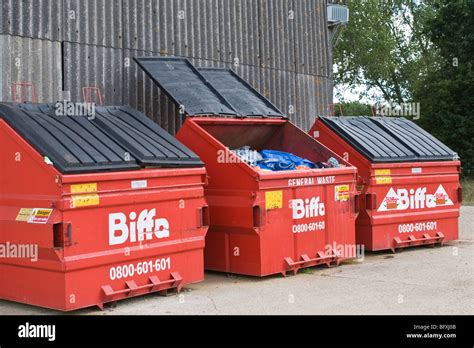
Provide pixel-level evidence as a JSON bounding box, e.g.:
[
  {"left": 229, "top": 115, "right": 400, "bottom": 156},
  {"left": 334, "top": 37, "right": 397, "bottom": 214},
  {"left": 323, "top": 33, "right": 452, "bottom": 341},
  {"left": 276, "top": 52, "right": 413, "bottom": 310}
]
[{"left": 1, "top": 206, "right": 472, "bottom": 315}]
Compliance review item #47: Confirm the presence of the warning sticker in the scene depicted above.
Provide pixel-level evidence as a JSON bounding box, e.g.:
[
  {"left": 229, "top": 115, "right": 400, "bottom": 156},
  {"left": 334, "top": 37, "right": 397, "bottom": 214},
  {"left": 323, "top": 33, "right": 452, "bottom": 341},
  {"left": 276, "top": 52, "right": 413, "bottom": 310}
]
[
  {"left": 71, "top": 183, "right": 97, "bottom": 194},
  {"left": 71, "top": 194, "right": 100, "bottom": 208},
  {"left": 375, "top": 169, "right": 391, "bottom": 176},
  {"left": 265, "top": 191, "right": 283, "bottom": 210},
  {"left": 335, "top": 185, "right": 350, "bottom": 202},
  {"left": 375, "top": 169, "right": 392, "bottom": 184},
  {"left": 15, "top": 208, "right": 34, "bottom": 222},
  {"left": 28, "top": 208, "right": 53, "bottom": 224},
  {"left": 375, "top": 176, "right": 392, "bottom": 184}
]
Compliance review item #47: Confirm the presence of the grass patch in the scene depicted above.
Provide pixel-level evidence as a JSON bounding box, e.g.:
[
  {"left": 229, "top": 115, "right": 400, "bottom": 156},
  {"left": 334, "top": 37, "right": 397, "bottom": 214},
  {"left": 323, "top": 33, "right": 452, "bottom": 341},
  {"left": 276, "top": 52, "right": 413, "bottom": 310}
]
[{"left": 461, "top": 177, "right": 474, "bottom": 205}]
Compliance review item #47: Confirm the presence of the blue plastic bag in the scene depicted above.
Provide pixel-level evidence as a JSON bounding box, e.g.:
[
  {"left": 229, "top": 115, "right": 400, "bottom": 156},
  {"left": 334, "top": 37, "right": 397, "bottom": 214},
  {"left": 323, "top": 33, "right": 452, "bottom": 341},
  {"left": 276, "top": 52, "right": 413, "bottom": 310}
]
[
  {"left": 257, "top": 158, "right": 296, "bottom": 171},
  {"left": 259, "top": 150, "right": 316, "bottom": 170}
]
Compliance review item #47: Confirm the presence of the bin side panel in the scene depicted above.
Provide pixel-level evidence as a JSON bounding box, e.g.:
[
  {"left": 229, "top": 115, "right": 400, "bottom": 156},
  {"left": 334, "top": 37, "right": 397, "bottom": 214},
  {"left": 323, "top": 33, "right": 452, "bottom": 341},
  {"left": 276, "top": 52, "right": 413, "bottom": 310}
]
[
  {"left": 0, "top": 140, "right": 209, "bottom": 311},
  {"left": 257, "top": 173, "right": 357, "bottom": 276},
  {"left": 176, "top": 118, "right": 257, "bottom": 190},
  {"left": 0, "top": 264, "right": 68, "bottom": 310},
  {"left": 178, "top": 117, "right": 358, "bottom": 276},
  {"left": 363, "top": 166, "right": 460, "bottom": 251},
  {"left": 0, "top": 119, "right": 60, "bottom": 198}
]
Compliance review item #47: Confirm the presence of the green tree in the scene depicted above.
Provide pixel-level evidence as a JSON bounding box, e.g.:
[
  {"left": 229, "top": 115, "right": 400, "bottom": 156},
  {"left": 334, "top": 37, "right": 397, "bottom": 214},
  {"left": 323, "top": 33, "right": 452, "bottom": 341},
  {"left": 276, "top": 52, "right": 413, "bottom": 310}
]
[
  {"left": 335, "top": 102, "right": 373, "bottom": 116},
  {"left": 415, "top": 0, "right": 474, "bottom": 172},
  {"left": 334, "top": 0, "right": 437, "bottom": 103}
]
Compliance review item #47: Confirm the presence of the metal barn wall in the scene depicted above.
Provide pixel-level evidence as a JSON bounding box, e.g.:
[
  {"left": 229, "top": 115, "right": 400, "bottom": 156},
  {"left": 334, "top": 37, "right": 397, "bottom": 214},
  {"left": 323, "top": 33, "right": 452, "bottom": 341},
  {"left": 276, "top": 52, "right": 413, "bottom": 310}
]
[{"left": 0, "top": 0, "right": 333, "bottom": 133}]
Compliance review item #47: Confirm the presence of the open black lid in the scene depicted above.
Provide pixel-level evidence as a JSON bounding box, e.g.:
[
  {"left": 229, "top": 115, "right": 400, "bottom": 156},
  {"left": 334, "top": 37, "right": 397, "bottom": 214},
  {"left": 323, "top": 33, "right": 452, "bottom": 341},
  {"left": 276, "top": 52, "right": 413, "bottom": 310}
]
[
  {"left": 134, "top": 57, "right": 237, "bottom": 116},
  {"left": 0, "top": 103, "right": 203, "bottom": 174},
  {"left": 198, "top": 68, "right": 285, "bottom": 118},
  {"left": 134, "top": 57, "right": 285, "bottom": 118},
  {"left": 319, "top": 116, "right": 457, "bottom": 163}
]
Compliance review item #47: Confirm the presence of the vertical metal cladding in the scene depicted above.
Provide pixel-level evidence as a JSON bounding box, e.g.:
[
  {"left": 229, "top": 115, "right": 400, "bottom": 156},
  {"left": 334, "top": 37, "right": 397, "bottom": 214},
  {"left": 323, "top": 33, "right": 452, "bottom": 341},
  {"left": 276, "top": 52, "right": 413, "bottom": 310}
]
[
  {"left": 0, "top": 0, "right": 333, "bottom": 133},
  {"left": 63, "top": 42, "right": 123, "bottom": 105},
  {"left": 259, "top": 0, "right": 296, "bottom": 72},
  {"left": 319, "top": 2, "right": 331, "bottom": 78},
  {"left": 124, "top": 50, "right": 169, "bottom": 131},
  {"left": 296, "top": 73, "right": 330, "bottom": 131},
  {"left": 177, "top": 0, "right": 221, "bottom": 61},
  {"left": 64, "top": 0, "right": 123, "bottom": 48},
  {"left": 122, "top": 0, "right": 161, "bottom": 52},
  {"left": 218, "top": 0, "right": 260, "bottom": 66},
  {"left": 0, "top": 34, "right": 62, "bottom": 102},
  {"left": 232, "top": 64, "right": 262, "bottom": 93},
  {"left": 121, "top": 0, "right": 220, "bottom": 61},
  {"left": 173, "top": 0, "right": 187, "bottom": 57},
  {"left": 293, "top": 0, "right": 330, "bottom": 77},
  {"left": 260, "top": 68, "right": 297, "bottom": 124},
  {"left": 0, "top": 0, "right": 63, "bottom": 41}
]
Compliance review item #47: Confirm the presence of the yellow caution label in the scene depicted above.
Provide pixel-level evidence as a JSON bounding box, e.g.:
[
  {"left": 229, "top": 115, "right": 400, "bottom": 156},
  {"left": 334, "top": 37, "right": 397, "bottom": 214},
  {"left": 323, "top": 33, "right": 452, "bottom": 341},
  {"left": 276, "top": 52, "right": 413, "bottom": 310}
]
[
  {"left": 335, "top": 184, "right": 350, "bottom": 202},
  {"left": 375, "top": 169, "right": 391, "bottom": 176},
  {"left": 16, "top": 208, "right": 34, "bottom": 222},
  {"left": 71, "top": 183, "right": 98, "bottom": 194},
  {"left": 375, "top": 176, "right": 392, "bottom": 184},
  {"left": 375, "top": 169, "right": 392, "bottom": 184},
  {"left": 265, "top": 190, "right": 283, "bottom": 210},
  {"left": 71, "top": 194, "right": 100, "bottom": 208}
]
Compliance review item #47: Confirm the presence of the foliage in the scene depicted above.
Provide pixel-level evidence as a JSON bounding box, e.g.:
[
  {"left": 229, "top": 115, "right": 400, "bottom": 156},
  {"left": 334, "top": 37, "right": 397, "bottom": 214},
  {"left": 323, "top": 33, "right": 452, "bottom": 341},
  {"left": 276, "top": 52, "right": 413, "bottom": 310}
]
[
  {"left": 334, "top": 0, "right": 437, "bottom": 103},
  {"left": 334, "top": 0, "right": 473, "bottom": 170},
  {"left": 335, "top": 102, "right": 373, "bottom": 116},
  {"left": 415, "top": 0, "right": 474, "bottom": 171}
]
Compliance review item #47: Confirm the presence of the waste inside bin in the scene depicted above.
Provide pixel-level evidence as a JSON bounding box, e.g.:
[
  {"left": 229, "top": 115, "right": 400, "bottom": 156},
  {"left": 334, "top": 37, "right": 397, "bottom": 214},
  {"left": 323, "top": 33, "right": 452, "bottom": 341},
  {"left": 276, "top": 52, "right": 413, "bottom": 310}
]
[
  {"left": 135, "top": 57, "right": 359, "bottom": 276},
  {"left": 309, "top": 116, "right": 461, "bottom": 252},
  {"left": 0, "top": 103, "right": 208, "bottom": 311}
]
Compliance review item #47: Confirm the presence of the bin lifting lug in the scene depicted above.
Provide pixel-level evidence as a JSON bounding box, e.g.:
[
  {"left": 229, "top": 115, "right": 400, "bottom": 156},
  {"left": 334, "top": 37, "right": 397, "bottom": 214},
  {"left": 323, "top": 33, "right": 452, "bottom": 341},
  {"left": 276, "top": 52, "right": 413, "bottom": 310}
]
[
  {"left": 99, "top": 272, "right": 183, "bottom": 309},
  {"left": 282, "top": 251, "right": 340, "bottom": 276},
  {"left": 391, "top": 232, "right": 445, "bottom": 253}
]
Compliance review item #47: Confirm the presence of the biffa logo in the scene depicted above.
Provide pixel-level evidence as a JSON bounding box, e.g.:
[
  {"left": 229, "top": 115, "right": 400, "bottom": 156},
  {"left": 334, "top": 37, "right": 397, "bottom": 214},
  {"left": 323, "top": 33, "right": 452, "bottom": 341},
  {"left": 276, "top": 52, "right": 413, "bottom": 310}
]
[
  {"left": 377, "top": 185, "right": 453, "bottom": 212},
  {"left": 292, "top": 197, "right": 326, "bottom": 219},
  {"left": 109, "top": 209, "right": 170, "bottom": 246}
]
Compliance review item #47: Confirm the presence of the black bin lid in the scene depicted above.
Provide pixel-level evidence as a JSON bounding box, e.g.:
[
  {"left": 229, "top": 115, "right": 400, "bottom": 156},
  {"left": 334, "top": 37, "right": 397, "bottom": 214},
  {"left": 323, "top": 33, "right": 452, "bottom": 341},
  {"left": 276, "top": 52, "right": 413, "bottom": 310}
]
[
  {"left": 371, "top": 117, "right": 457, "bottom": 161},
  {"left": 134, "top": 57, "right": 285, "bottom": 118},
  {"left": 134, "top": 57, "right": 237, "bottom": 116},
  {"left": 0, "top": 103, "right": 203, "bottom": 174},
  {"left": 198, "top": 68, "right": 284, "bottom": 117},
  {"left": 319, "top": 116, "right": 457, "bottom": 163}
]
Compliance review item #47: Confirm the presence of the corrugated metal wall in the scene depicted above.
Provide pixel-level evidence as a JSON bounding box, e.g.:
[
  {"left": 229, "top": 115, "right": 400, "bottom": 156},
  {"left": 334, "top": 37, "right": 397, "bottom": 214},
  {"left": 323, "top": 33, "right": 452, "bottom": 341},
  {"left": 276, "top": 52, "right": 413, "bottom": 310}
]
[{"left": 0, "top": 0, "right": 332, "bottom": 133}]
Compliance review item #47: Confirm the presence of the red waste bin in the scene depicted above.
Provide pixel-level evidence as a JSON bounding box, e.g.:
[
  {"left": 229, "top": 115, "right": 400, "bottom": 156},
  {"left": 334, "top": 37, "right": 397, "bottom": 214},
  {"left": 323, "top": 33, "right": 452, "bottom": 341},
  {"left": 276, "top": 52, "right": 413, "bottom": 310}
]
[
  {"left": 0, "top": 103, "right": 208, "bottom": 311},
  {"left": 135, "top": 57, "right": 359, "bottom": 277},
  {"left": 309, "top": 116, "right": 461, "bottom": 252}
]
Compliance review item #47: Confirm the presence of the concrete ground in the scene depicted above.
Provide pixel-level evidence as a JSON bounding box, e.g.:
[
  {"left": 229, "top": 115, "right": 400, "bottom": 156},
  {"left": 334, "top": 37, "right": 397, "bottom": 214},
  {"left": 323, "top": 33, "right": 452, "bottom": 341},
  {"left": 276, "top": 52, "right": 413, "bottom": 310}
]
[{"left": 1, "top": 206, "right": 473, "bottom": 315}]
